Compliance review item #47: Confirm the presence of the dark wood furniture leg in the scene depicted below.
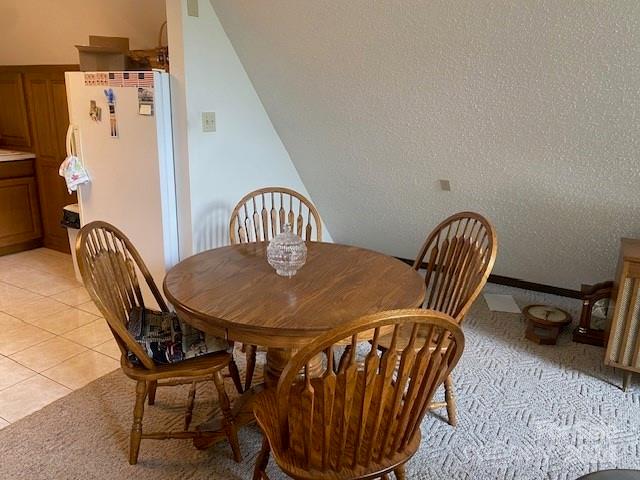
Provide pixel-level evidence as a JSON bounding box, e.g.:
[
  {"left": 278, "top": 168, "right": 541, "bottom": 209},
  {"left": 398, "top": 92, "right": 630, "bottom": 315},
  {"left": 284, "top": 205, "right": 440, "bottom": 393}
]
[
  {"left": 147, "top": 380, "right": 157, "bottom": 405},
  {"left": 245, "top": 344, "right": 257, "bottom": 391},
  {"left": 253, "top": 437, "right": 271, "bottom": 480},
  {"left": 185, "top": 381, "right": 196, "bottom": 430},
  {"left": 228, "top": 355, "right": 244, "bottom": 394},
  {"left": 212, "top": 370, "right": 242, "bottom": 462}
]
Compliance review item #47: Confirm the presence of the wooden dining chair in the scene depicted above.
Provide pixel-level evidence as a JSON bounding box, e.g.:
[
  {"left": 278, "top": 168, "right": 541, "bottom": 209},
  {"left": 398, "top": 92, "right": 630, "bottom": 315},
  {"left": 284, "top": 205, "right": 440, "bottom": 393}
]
[
  {"left": 378, "top": 211, "right": 497, "bottom": 427},
  {"left": 229, "top": 186, "right": 322, "bottom": 245},
  {"left": 229, "top": 187, "right": 323, "bottom": 390},
  {"left": 252, "top": 309, "right": 464, "bottom": 480},
  {"left": 76, "top": 221, "right": 243, "bottom": 465}
]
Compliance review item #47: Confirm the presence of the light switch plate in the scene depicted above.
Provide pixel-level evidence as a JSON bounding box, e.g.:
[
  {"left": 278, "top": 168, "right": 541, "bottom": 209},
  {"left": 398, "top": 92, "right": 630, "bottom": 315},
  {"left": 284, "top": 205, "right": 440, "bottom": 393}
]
[
  {"left": 202, "top": 112, "right": 216, "bottom": 132},
  {"left": 187, "top": 0, "right": 199, "bottom": 17}
]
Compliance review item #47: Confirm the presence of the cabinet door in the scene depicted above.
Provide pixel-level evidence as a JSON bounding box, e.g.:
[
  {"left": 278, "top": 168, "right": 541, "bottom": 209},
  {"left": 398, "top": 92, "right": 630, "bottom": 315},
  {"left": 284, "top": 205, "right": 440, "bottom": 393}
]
[
  {"left": 24, "top": 72, "right": 76, "bottom": 253},
  {"left": 0, "top": 177, "right": 42, "bottom": 249},
  {"left": 0, "top": 72, "right": 31, "bottom": 148}
]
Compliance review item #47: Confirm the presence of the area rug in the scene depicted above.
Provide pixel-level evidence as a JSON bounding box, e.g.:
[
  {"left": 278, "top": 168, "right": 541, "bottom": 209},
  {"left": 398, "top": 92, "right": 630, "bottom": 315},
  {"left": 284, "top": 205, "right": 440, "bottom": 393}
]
[{"left": 1, "top": 285, "right": 638, "bottom": 480}]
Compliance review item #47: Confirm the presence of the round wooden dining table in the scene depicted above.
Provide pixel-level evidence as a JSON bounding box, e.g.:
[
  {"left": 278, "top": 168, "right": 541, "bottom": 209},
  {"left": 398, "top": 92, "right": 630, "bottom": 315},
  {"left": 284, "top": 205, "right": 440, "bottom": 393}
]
[{"left": 163, "top": 241, "right": 425, "bottom": 448}]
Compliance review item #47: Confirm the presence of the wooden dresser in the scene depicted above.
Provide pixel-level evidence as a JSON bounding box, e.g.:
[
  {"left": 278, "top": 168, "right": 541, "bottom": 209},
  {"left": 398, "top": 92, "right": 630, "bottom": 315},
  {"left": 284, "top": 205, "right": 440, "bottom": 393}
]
[{"left": 605, "top": 239, "right": 640, "bottom": 390}]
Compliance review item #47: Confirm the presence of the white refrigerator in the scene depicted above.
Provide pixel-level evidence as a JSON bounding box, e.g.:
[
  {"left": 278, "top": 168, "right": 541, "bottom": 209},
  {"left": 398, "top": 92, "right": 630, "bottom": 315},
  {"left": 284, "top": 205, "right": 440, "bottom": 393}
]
[{"left": 64, "top": 71, "right": 179, "bottom": 297}]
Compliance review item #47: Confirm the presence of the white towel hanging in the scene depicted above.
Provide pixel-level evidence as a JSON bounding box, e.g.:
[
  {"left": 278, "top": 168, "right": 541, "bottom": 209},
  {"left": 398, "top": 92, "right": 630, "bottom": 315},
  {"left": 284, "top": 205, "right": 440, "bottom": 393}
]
[{"left": 59, "top": 155, "right": 90, "bottom": 194}]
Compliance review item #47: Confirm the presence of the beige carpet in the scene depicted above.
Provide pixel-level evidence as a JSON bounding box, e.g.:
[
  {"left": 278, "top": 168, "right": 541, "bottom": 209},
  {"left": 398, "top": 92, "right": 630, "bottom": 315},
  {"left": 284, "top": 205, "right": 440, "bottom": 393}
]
[{"left": 1, "top": 285, "right": 639, "bottom": 480}]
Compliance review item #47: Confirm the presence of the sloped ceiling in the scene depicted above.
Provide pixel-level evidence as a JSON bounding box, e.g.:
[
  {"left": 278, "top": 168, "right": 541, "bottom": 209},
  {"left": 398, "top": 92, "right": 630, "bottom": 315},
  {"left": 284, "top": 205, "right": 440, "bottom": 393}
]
[{"left": 210, "top": 0, "right": 640, "bottom": 289}]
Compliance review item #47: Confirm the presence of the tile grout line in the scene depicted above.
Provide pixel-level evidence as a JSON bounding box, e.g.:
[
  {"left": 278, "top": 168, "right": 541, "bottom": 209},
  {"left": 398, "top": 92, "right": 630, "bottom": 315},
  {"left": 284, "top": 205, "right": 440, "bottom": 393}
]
[
  {"left": 0, "top": 335, "right": 55, "bottom": 357},
  {"left": 0, "top": 373, "right": 44, "bottom": 393},
  {"left": 39, "top": 350, "right": 121, "bottom": 391},
  {"left": 0, "top": 270, "right": 81, "bottom": 297},
  {"left": 20, "top": 314, "right": 101, "bottom": 337},
  {"left": 0, "top": 272, "right": 79, "bottom": 290},
  {"left": 12, "top": 320, "right": 111, "bottom": 356},
  {"left": 40, "top": 367, "right": 92, "bottom": 391},
  {"left": 0, "top": 310, "right": 29, "bottom": 323},
  {"left": 0, "top": 249, "right": 120, "bottom": 394},
  {"left": 0, "top": 317, "right": 105, "bottom": 357},
  {"left": 9, "top": 348, "right": 89, "bottom": 380},
  {"left": 0, "top": 364, "right": 39, "bottom": 392},
  {"left": 8, "top": 372, "right": 73, "bottom": 395},
  {"left": 0, "top": 308, "right": 105, "bottom": 354},
  {"left": 0, "top": 294, "right": 83, "bottom": 319}
]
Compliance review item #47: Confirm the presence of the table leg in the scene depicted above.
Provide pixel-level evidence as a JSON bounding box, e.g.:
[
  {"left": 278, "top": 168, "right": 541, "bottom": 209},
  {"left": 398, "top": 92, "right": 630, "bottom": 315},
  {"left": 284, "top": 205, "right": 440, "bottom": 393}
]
[{"left": 265, "top": 348, "right": 292, "bottom": 388}]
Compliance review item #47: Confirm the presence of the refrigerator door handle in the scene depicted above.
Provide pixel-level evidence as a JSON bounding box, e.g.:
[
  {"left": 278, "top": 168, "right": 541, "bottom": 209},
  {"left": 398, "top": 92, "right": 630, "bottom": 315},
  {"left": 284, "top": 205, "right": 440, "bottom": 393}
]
[{"left": 65, "top": 124, "right": 74, "bottom": 156}]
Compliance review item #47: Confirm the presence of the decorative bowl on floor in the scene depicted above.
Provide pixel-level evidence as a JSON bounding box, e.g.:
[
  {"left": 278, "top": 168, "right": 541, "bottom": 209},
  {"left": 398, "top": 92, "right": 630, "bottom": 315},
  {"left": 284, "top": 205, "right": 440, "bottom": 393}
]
[{"left": 266, "top": 224, "right": 307, "bottom": 277}]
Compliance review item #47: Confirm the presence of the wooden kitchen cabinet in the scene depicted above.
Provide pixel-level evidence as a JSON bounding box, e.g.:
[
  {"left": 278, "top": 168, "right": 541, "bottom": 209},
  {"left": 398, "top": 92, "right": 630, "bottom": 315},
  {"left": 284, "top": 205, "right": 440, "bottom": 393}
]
[
  {"left": 0, "top": 72, "right": 31, "bottom": 148},
  {"left": 0, "top": 65, "right": 78, "bottom": 254},
  {"left": 24, "top": 68, "right": 77, "bottom": 253},
  {"left": 0, "top": 159, "right": 42, "bottom": 255}
]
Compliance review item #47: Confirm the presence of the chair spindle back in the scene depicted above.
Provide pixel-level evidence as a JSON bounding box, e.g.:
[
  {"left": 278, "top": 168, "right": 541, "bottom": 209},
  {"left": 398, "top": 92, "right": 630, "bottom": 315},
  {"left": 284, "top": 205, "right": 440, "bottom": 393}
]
[
  {"left": 272, "top": 309, "right": 464, "bottom": 473},
  {"left": 76, "top": 221, "right": 168, "bottom": 370},
  {"left": 415, "top": 212, "right": 497, "bottom": 323},
  {"left": 229, "top": 187, "right": 322, "bottom": 244}
]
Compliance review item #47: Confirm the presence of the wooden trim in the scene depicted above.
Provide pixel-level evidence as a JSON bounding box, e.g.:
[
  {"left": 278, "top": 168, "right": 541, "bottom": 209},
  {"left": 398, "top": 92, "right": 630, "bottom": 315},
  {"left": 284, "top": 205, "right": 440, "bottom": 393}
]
[
  {"left": 486, "top": 273, "right": 581, "bottom": 299},
  {"left": 395, "top": 257, "right": 581, "bottom": 299},
  {"left": 0, "top": 65, "right": 79, "bottom": 74},
  {"left": 43, "top": 234, "right": 71, "bottom": 254},
  {"left": 0, "top": 238, "right": 42, "bottom": 256}
]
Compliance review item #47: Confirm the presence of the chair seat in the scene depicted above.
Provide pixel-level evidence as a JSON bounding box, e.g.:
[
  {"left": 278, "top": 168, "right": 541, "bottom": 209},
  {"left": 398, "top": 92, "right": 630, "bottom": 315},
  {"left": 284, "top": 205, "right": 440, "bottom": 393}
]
[
  {"left": 254, "top": 380, "right": 419, "bottom": 480},
  {"left": 122, "top": 350, "right": 232, "bottom": 381},
  {"left": 127, "top": 307, "right": 230, "bottom": 365}
]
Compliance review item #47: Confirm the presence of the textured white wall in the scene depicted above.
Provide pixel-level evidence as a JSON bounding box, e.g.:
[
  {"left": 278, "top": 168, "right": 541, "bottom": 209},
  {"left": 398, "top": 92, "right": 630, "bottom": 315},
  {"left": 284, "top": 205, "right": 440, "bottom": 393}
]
[
  {"left": 166, "top": 0, "right": 329, "bottom": 256},
  {"left": 211, "top": 0, "right": 640, "bottom": 289},
  {"left": 0, "top": 0, "right": 166, "bottom": 65}
]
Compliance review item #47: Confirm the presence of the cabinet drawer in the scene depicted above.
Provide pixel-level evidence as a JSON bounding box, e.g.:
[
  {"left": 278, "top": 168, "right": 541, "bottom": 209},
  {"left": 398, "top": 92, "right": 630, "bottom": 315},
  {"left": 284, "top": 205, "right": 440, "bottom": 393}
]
[
  {"left": 0, "top": 176, "right": 42, "bottom": 248},
  {"left": 0, "top": 159, "right": 35, "bottom": 180}
]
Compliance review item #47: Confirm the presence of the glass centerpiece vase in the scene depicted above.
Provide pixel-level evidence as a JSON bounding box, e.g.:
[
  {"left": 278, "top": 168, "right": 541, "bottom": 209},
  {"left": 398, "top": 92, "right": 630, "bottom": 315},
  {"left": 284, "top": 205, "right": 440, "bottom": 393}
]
[{"left": 266, "top": 224, "right": 307, "bottom": 277}]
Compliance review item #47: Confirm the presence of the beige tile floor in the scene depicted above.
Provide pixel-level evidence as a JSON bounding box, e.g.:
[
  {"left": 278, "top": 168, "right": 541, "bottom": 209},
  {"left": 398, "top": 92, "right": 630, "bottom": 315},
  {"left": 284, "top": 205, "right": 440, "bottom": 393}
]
[{"left": 0, "top": 248, "right": 120, "bottom": 427}]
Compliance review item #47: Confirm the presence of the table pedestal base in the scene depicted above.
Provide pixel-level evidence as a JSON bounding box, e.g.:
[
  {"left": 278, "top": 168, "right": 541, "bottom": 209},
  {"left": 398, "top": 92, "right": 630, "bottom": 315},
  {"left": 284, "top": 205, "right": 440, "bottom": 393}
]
[
  {"left": 264, "top": 347, "right": 323, "bottom": 388},
  {"left": 194, "top": 384, "right": 262, "bottom": 450},
  {"left": 194, "top": 347, "right": 322, "bottom": 450}
]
